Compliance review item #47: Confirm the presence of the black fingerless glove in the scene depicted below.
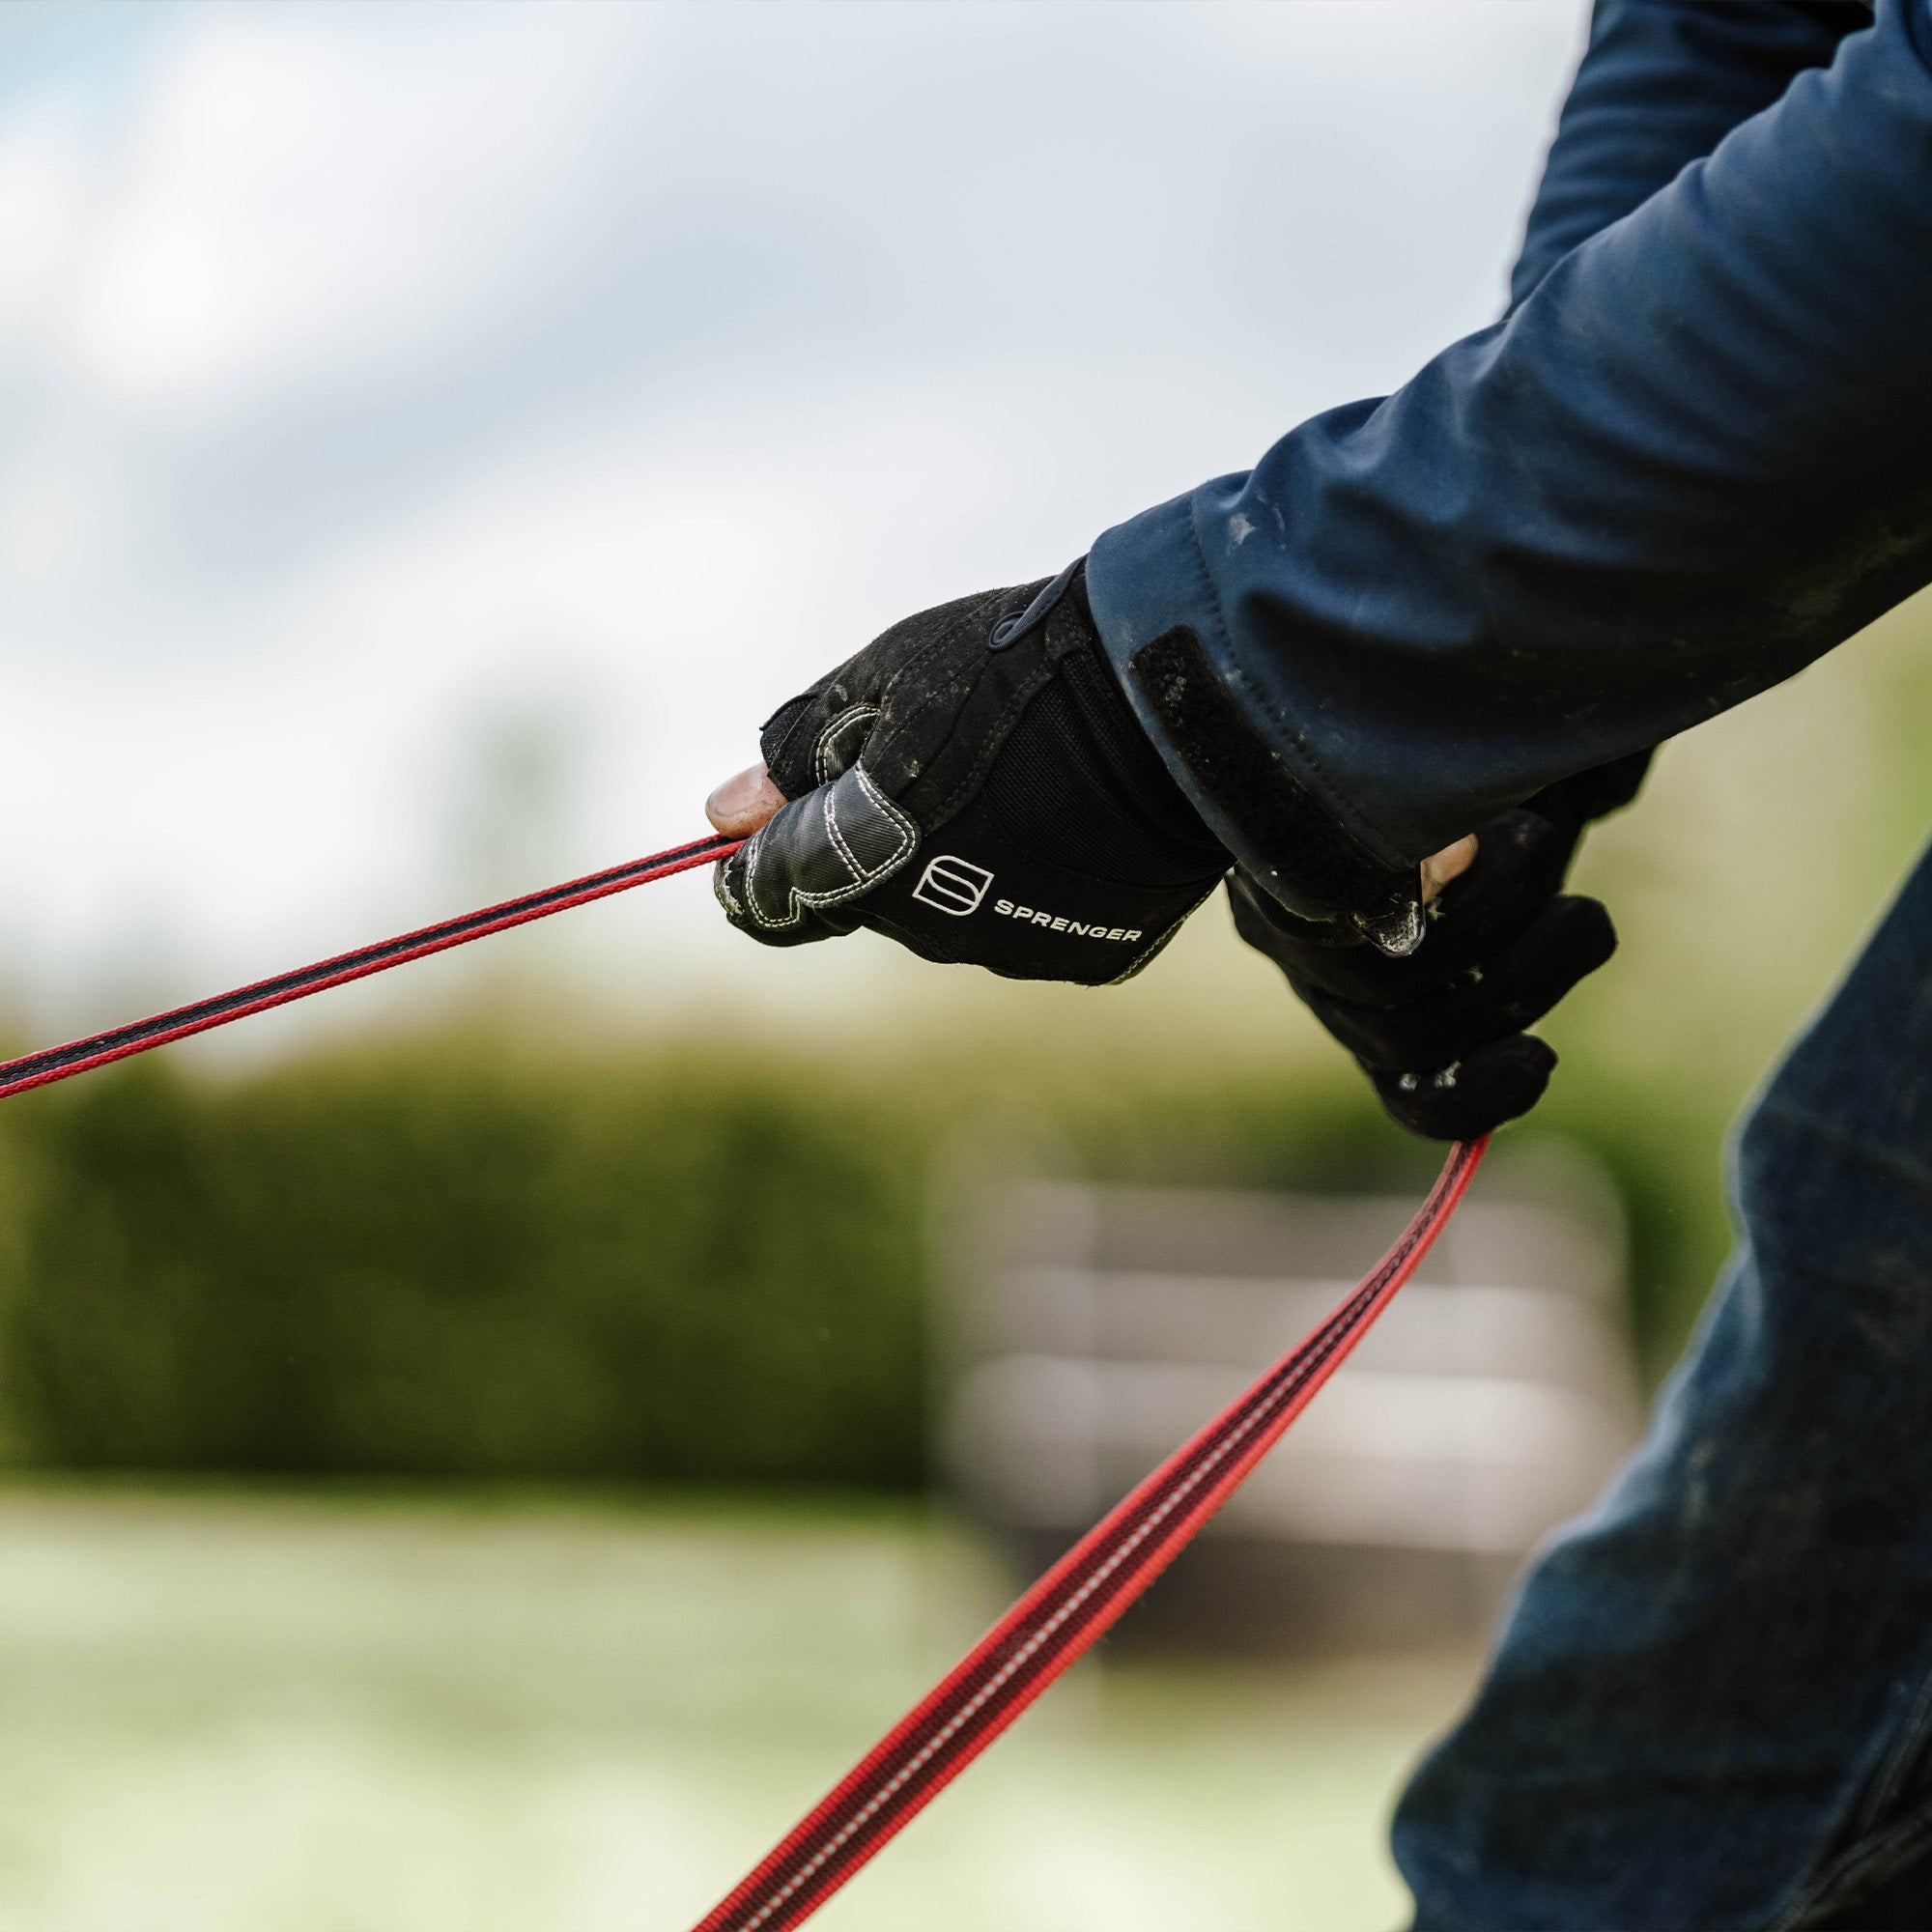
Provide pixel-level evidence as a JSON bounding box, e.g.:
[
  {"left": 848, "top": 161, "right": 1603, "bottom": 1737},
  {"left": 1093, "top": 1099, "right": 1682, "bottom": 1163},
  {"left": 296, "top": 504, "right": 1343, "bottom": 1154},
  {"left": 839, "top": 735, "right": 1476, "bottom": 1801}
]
[
  {"left": 1229, "top": 753, "right": 1650, "bottom": 1140},
  {"left": 715, "top": 563, "right": 1233, "bottom": 983}
]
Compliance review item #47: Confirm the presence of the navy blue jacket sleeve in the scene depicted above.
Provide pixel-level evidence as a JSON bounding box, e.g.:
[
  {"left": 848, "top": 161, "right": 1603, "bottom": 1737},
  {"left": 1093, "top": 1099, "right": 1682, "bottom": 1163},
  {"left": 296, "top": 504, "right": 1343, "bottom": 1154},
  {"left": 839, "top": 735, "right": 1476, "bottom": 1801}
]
[
  {"left": 1087, "top": 0, "right": 1932, "bottom": 867},
  {"left": 1511, "top": 0, "right": 1863, "bottom": 306}
]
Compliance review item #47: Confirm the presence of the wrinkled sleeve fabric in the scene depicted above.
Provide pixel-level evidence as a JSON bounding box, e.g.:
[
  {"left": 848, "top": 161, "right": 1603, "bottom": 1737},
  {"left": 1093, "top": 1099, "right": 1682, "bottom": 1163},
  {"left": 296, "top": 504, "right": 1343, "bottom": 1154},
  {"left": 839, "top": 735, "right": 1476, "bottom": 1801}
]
[
  {"left": 1512, "top": 0, "right": 1865, "bottom": 307},
  {"left": 1087, "top": 0, "right": 1932, "bottom": 867}
]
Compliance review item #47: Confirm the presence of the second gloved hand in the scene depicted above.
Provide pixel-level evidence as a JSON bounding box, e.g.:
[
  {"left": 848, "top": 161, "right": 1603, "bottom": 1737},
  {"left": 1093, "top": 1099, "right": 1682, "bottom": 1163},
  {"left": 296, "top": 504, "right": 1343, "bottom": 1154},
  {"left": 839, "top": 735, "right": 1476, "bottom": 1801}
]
[
  {"left": 1229, "top": 754, "right": 1649, "bottom": 1140},
  {"left": 713, "top": 563, "right": 1233, "bottom": 984}
]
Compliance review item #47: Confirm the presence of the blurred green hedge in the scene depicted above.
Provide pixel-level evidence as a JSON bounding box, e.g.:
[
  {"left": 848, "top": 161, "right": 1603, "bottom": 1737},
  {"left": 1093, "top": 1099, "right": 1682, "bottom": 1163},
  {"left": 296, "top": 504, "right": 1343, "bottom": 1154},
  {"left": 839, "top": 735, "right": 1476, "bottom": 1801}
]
[
  {"left": 0, "top": 1031, "right": 1738, "bottom": 1484},
  {"left": 0, "top": 1046, "right": 927, "bottom": 1485}
]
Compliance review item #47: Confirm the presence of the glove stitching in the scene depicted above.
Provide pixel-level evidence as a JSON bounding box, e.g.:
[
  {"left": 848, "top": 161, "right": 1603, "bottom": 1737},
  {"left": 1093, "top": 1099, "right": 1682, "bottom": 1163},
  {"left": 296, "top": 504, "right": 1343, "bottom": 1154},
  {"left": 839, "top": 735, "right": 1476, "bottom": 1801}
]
[
  {"left": 819, "top": 782, "right": 858, "bottom": 880},
  {"left": 735, "top": 827, "right": 800, "bottom": 932},
  {"left": 736, "top": 822, "right": 818, "bottom": 933},
  {"left": 740, "top": 774, "right": 918, "bottom": 933},
  {"left": 814, "top": 771, "right": 916, "bottom": 904},
  {"left": 814, "top": 703, "right": 880, "bottom": 785}
]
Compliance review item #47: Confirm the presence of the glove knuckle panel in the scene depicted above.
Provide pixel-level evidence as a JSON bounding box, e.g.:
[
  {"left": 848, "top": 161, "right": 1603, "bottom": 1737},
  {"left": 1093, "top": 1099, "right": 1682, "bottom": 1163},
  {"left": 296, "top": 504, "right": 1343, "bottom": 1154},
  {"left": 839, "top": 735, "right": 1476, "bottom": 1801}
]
[{"left": 728, "top": 771, "right": 920, "bottom": 940}]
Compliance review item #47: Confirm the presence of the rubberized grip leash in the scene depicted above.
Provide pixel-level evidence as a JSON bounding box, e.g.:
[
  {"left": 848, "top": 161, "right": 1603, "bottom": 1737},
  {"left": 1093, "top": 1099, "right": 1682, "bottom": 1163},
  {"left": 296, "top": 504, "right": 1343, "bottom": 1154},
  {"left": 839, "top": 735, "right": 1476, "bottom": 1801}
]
[
  {"left": 0, "top": 832, "right": 742, "bottom": 1100},
  {"left": 694, "top": 1133, "right": 1489, "bottom": 1932}
]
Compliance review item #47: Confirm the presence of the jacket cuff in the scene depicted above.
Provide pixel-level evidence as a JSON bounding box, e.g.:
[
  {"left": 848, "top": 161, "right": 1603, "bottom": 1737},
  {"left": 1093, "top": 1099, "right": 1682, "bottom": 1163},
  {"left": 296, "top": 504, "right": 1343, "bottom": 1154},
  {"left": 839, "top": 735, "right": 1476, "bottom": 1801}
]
[{"left": 1087, "top": 490, "right": 1421, "bottom": 948}]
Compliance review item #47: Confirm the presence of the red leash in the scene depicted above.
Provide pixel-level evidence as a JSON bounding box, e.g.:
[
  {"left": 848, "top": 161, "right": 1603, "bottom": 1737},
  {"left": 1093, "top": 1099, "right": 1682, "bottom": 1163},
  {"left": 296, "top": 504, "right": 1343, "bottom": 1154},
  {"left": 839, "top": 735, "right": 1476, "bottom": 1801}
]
[
  {"left": 0, "top": 832, "right": 740, "bottom": 1100},
  {"left": 694, "top": 1134, "right": 1488, "bottom": 1932},
  {"left": 0, "top": 833, "right": 1486, "bottom": 1930}
]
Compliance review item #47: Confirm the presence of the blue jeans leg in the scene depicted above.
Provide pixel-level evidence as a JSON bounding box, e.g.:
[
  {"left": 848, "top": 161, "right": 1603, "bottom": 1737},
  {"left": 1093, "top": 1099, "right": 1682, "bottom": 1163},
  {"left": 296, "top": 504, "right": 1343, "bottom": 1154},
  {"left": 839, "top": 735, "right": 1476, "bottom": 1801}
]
[{"left": 1393, "top": 835, "right": 1932, "bottom": 1932}]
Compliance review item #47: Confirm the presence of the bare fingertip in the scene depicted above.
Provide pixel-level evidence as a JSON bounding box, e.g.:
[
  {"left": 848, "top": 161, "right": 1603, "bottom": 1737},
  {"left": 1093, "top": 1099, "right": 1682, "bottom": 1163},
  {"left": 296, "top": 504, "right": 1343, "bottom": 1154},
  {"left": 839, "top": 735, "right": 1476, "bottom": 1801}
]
[{"left": 706, "top": 763, "right": 786, "bottom": 837}]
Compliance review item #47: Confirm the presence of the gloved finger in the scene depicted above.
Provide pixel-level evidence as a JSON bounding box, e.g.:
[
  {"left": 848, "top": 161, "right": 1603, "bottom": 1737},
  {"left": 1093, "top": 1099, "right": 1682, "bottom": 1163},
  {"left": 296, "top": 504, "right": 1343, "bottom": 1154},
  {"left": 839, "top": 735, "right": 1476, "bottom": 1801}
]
[
  {"left": 757, "top": 581, "right": 1050, "bottom": 799},
  {"left": 1232, "top": 809, "right": 1579, "bottom": 1007},
  {"left": 1299, "top": 893, "right": 1615, "bottom": 1070},
  {"left": 713, "top": 764, "right": 920, "bottom": 949},
  {"left": 1370, "top": 1034, "right": 1557, "bottom": 1141}
]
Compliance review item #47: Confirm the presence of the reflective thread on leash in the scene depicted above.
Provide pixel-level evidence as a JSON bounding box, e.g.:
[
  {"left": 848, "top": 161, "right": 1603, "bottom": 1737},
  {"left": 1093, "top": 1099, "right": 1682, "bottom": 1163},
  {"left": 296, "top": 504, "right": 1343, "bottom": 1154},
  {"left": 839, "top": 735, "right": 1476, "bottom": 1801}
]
[
  {"left": 693, "top": 1134, "right": 1488, "bottom": 1932},
  {"left": 0, "top": 832, "right": 742, "bottom": 1100}
]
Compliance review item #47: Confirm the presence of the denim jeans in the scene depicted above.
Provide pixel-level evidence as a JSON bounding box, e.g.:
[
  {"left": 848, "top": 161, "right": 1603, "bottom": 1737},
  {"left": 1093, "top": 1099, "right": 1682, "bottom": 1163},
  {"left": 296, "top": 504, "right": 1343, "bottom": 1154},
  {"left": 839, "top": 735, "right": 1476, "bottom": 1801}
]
[{"left": 1393, "top": 836, "right": 1932, "bottom": 1931}]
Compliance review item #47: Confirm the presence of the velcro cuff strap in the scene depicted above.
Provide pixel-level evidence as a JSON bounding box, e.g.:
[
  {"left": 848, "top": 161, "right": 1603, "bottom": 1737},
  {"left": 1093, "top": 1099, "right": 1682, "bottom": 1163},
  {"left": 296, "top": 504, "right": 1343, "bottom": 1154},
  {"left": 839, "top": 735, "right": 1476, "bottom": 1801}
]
[{"left": 1126, "top": 626, "right": 1420, "bottom": 944}]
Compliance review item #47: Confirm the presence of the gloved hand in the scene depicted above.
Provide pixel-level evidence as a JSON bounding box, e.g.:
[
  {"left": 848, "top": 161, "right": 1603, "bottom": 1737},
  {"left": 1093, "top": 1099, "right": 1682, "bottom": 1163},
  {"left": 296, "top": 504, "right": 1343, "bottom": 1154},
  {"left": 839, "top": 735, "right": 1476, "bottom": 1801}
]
[
  {"left": 1229, "top": 753, "right": 1650, "bottom": 1139},
  {"left": 710, "top": 558, "right": 1488, "bottom": 988},
  {"left": 711, "top": 562, "right": 1233, "bottom": 984}
]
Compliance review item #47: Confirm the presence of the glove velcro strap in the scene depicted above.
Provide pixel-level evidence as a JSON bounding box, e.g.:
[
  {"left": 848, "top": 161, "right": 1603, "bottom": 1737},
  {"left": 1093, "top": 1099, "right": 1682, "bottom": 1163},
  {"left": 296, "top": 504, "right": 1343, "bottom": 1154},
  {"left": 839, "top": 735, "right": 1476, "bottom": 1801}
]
[{"left": 1126, "top": 625, "right": 1423, "bottom": 952}]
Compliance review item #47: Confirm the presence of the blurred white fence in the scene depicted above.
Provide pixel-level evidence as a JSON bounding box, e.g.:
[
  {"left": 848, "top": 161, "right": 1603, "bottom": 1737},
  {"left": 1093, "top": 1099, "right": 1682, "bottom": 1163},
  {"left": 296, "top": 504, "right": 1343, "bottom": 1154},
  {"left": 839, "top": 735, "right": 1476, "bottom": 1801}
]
[{"left": 936, "top": 1162, "right": 1643, "bottom": 1647}]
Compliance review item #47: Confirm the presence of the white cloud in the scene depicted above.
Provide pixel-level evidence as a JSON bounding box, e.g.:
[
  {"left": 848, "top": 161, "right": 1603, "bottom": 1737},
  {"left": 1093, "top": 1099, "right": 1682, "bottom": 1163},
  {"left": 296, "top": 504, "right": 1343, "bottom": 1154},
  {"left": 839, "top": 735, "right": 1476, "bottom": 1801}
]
[
  {"left": 69, "top": 6, "right": 646, "bottom": 408},
  {"left": 0, "top": 94, "right": 93, "bottom": 337}
]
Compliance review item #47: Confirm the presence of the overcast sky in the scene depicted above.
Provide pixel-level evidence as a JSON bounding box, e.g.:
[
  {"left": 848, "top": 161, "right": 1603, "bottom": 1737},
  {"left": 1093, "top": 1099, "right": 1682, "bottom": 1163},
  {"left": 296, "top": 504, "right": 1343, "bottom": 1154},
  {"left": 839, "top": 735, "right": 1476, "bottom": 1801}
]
[{"left": 0, "top": 0, "right": 1589, "bottom": 1048}]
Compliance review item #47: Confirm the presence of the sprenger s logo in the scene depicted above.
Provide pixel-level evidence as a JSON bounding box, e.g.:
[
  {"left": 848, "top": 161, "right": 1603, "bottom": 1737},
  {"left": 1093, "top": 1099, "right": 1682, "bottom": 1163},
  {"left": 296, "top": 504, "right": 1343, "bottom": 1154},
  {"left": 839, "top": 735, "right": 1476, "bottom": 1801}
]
[
  {"left": 911, "top": 855, "right": 1142, "bottom": 942},
  {"left": 911, "top": 855, "right": 994, "bottom": 916}
]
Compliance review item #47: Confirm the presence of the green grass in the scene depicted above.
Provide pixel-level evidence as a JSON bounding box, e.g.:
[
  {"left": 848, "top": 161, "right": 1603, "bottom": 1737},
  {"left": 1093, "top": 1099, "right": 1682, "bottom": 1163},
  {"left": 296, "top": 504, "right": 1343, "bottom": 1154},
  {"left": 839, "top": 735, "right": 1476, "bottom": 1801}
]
[{"left": 0, "top": 1481, "right": 1480, "bottom": 1932}]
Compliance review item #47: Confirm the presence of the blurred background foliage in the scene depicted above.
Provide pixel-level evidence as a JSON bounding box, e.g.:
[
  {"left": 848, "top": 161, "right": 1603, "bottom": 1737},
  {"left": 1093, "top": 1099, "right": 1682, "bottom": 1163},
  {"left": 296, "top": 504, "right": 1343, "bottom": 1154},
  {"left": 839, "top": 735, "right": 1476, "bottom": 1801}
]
[
  {"left": 0, "top": 1046, "right": 925, "bottom": 1484},
  {"left": 6, "top": 567, "right": 1932, "bottom": 1492}
]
